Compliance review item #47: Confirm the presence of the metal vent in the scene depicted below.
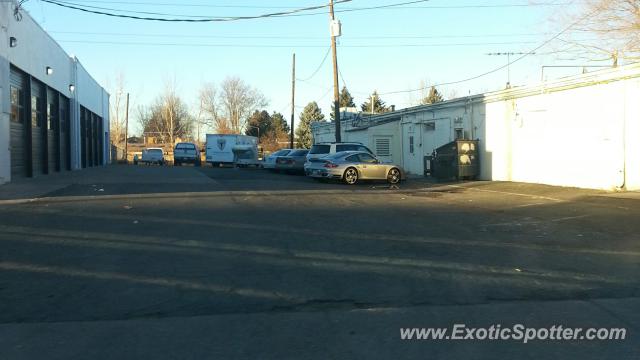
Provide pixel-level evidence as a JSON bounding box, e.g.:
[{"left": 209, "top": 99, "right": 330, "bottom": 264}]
[{"left": 375, "top": 137, "right": 391, "bottom": 157}]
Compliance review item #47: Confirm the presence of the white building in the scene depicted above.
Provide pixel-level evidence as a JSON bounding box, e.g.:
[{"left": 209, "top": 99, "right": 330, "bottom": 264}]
[
  {"left": 312, "top": 63, "right": 640, "bottom": 191},
  {"left": 0, "top": 1, "right": 109, "bottom": 185}
]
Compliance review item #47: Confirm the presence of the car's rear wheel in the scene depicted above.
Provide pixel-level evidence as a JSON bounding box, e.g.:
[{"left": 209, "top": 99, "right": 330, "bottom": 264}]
[
  {"left": 343, "top": 167, "right": 359, "bottom": 185},
  {"left": 387, "top": 168, "right": 401, "bottom": 184},
  {"left": 174, "top": 161, "right": 180, "bottom": 166}
]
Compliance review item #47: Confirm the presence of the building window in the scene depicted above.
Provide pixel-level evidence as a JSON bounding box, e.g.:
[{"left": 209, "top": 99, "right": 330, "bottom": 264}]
[
  {"left": 47, "top": 103, "right": 52, "bottom": 130},
  {"left": 10, "top": 86, "right": 23, "bottom": 123},
  {"left": 424, "top": 122, "right": 435, "bottom": 131},
  {"left": 31, "top": 95, "right": 42, "bottom": 128},
  {"left": 409, "top": 136, "right": 414, "bottom": 154},
  {"left": 375, "top": 137, "right": 391, "bottom": 157},
  {"left": 455, "top": 128, "right": 464, "bottom": 140}
]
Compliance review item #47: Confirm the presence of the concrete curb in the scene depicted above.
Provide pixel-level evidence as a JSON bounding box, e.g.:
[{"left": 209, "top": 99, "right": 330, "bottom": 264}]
[{"left": 0, "top": 187, "right": 444, "bottom": 205}]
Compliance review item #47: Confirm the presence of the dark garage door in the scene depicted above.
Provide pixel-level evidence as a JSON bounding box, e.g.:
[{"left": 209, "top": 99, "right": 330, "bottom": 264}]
[
  {"left": 9, "top": 68, "right": 26, "bottom": 179},
  {"left": 31, "top": 80, "right": 45, "bottom": 176},
  {"left": 60, "top": 96, "right": 70, "bottom": 171}
]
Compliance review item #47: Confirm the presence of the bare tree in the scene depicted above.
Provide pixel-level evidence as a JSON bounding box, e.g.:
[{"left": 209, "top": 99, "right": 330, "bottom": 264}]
[
  {"left": 108, "top": 73, "right": 128, "bottom": 152},
  {"left": 552, "top": 0, "right": 640, "bottom": 65},
  {"left": 199, "top": 77, "right": 267, "bottom": 134},
  {"left": 139, "top": 80, "right": 193, "bottom": 146}
]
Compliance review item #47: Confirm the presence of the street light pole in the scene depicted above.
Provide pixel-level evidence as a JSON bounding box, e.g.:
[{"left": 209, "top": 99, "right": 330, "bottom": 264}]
[
  {"left": 329, "top": 0, "right": 341, "bottom": 142},
  {"left": 249, "top": 125, "right": 260, "bottom": 142}
]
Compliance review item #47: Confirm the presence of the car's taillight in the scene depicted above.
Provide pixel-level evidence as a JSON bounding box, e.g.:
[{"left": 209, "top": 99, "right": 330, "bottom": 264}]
[{"left": 324, "top": 162, "right": 338, "bottom": 168}]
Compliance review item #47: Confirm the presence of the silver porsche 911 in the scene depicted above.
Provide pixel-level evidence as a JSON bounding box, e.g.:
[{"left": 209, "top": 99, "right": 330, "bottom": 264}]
[{"left": 304, "top": 151, "right": 404, "bottom": 185}]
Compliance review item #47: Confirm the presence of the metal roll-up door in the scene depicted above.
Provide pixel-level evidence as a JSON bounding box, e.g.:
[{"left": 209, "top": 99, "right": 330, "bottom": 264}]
[
  {"left": 89, "top": 113, "right": 95, "bottom": 167},
  {"left": 93, "top": 114, "right": 99, "bottom": 166},
  {"left": 81, "top": 107, "right": 87, "bottom": 168},
  {"left": 31, "top": 80, "right": 45, "bottom": 176},
  {"left": 9, "top": 68, "right": 27, "bottom": 179},
  {"left": 98, "top": 117, "right": 103, "bottom": 165},
  {"left": 47, "top": 88, "right": 59, "bottom": 172},
  {"left": 59, "top": 95, "right": 70, "bottom": 171}
]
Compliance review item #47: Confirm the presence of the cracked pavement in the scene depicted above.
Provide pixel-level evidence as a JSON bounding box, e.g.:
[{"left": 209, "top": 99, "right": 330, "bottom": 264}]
[{"left": 0, "top": 165, "right": 638, "bottom": 359}]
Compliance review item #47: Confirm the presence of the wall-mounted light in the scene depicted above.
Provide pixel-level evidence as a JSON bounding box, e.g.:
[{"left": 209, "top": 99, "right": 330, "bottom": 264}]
[
  {"left": 9, "top": 37, "right": 17, "bottom": 48},
  {"left": 69, "top": 84, "right": 75, "bottom": 92},
  {"left": 46, "top": 66, "right": 53, "bottom": 75}
]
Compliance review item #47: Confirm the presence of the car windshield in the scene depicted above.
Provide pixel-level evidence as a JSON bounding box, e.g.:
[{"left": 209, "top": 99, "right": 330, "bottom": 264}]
[
  {"left": 272, "top": 149, "right": 291, "bottom": 156},
  {"left": 289, "top": 150, "right": 309, "bottom": 156},
  {"left": 336, "top": 144, "right": 359, "bottom": 152},
  {"left": 175, "top": 144, "right": 195, "bottom": 150},
  {"left": 148, "top": 149, "right": 163, "bottom": 155},
  {"left": 309, "top": 144, "right": 330, "bottom": 154},
  {"left": 327, "top": 152, "right": 349, "bottom": 160}
]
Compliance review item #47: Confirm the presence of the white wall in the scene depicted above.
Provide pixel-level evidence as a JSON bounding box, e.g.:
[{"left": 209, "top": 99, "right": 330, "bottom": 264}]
[
  {"left": 5, "top": 4, "right": 73, "bottom": 98},
  {"left": 399, "top": 100, "right": 476, "bottom": 175},
  {"left": 480, "top": 73, "right": 640, "bottom": 190},
  {"left": 0, "top": 2, "right": 110, "bottom": 178},
  {"left": 76, "top": 61, "right": 105, "bottom": 116}
]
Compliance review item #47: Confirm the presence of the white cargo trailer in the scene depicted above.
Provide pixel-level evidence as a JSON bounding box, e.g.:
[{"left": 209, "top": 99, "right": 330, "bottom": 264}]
[{"left": 205, "top": 134, "right": 259, "bottom": 167}]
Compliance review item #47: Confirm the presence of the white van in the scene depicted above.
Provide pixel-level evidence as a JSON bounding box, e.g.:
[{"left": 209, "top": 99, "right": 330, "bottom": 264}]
[{"left": 205, "top": 134, "right": 259, "bottom": 167}]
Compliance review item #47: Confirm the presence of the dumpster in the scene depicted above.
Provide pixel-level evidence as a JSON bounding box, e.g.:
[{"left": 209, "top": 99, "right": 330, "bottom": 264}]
[{"left": 432, "top": 140, "right": 479, "bottom": 181}]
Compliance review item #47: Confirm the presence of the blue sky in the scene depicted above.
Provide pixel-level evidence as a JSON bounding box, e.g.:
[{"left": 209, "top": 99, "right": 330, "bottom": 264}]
[{"left": 23, "top": 0, "right": 584, "bottom": 135}]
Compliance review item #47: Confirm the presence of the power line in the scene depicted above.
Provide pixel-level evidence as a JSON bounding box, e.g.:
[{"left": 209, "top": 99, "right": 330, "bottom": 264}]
[
  {"left": 376, "top": 9, "right": 595, "bottom": 95},
  {"left": 38, "top": 0, "right": 445, "bottom": 22},
  {"left": 39, "top": 0, "right": 354, "bottom": 22},
  {"left": 47, "top": 30, "right": 555, "bottom": 40},
  {"left": 41, "top": 0, "right": 571, "bottom": 9},
  {"left": 54, "top": 39, "right": 543, "bottom": 48},
  {"left": 296, "top": 47, "right": 331, "bottom": 82}
]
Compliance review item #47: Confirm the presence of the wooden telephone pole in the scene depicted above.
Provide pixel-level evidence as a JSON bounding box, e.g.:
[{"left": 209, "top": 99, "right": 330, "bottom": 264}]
[
  {"left": 329, "top": 0, "right": 341, "bottom": 142},
  {"left": 124, "top": 93, "right": 130, "bottom": 162},
  {"left": 290, "top": 53, "right": 296, "bottom": 149}
]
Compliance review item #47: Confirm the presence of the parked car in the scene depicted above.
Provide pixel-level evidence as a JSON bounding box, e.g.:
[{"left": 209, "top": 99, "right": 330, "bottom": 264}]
[
  {"left": 140, "top": 148, "right": 165, "bottom": 166},
  {"left": 305, "top": 151, "right": 404, "bottom": 185},
  {"left": 263, "top": 148, "right": 292, "bottom": 170},
  {"left": 306, "top": 142, "right": 374, "bottom": 163},
  {"left": 173, "top": 142, "right": 200, "bottom": 166},
  {"left": 275, "top": 149, "right": 310, "bottom": 174}
]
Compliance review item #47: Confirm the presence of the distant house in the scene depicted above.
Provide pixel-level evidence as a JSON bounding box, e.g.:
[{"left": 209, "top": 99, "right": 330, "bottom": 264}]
[{"left": 313, "top": 63, "right": 640, "bottom": 191}]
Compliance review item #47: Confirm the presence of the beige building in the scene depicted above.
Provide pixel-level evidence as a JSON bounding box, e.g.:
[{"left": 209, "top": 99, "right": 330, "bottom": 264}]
[{"left": 313, "top": 63, "right": 640, "bottom": 191}]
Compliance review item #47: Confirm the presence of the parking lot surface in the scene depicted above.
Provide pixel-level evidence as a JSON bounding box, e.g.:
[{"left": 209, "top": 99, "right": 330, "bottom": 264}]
[{"left": 0, "top": 165, "right": 638, "bottom": 359}]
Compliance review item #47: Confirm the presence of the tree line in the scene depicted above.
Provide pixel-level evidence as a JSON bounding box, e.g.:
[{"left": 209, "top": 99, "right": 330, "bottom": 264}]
[{"left": 109, "top": 75, "right": 446, "bottom": 151}]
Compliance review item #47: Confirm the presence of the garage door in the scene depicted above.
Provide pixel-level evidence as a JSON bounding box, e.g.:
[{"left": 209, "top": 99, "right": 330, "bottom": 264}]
[
  {"left": 59, "top": 96, "right": 70, "bottom": 171},
  {"left": 47, "top": 88, "right": 59, "bottom": 172},
  {"left": 9, "top": 68, "right": 26, "bottom": 178},
  {"left": 31, "top": 80, "right": 45, "bottom": 176}
]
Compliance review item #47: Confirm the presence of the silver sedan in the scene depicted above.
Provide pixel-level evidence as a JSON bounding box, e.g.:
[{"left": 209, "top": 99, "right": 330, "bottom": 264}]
[{"left": 304, "top": 151, "right": 404, "bottom": 185}]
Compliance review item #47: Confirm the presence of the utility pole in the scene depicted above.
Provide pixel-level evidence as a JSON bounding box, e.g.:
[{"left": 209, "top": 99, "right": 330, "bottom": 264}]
[
  {"left": 486, "top": 52, "right": 533, "bottom": 88},
  {"left": 371, "top": 94, "right": 375, "bottom": 114},
  {"left": 290, "top": 53, "right": 296, "bottom": 149},
  {"left": 124, "top": 92, "right": 130, "bottom": 163},
  {"left": 329, "top": 0, "right": 341, "bottom": 142}
]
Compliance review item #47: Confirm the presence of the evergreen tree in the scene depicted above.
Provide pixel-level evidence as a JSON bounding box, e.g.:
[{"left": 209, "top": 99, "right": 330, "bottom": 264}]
[
  {"left": 422, "top": 86, "right": 445, "bottom": 105},
  {"left": 296, "top": 102, "right": 325, "bottom": 148},
  {"left": 360, "top": 91, "right": 389, "bottom": 114},
  {"left": 245, "top": 110, "right": 271, "bottom": 140},
  {"left": 271, "top": 112, "right": 290, "bottom": 134},
  {"left": 331, "top": 86, "right": 356, "bottom": 119}
]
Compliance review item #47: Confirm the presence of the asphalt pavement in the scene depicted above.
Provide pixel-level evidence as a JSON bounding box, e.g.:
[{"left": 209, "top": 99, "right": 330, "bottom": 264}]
[{"left": 0, "top": 165, "right": 638, "bottom": 359}]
